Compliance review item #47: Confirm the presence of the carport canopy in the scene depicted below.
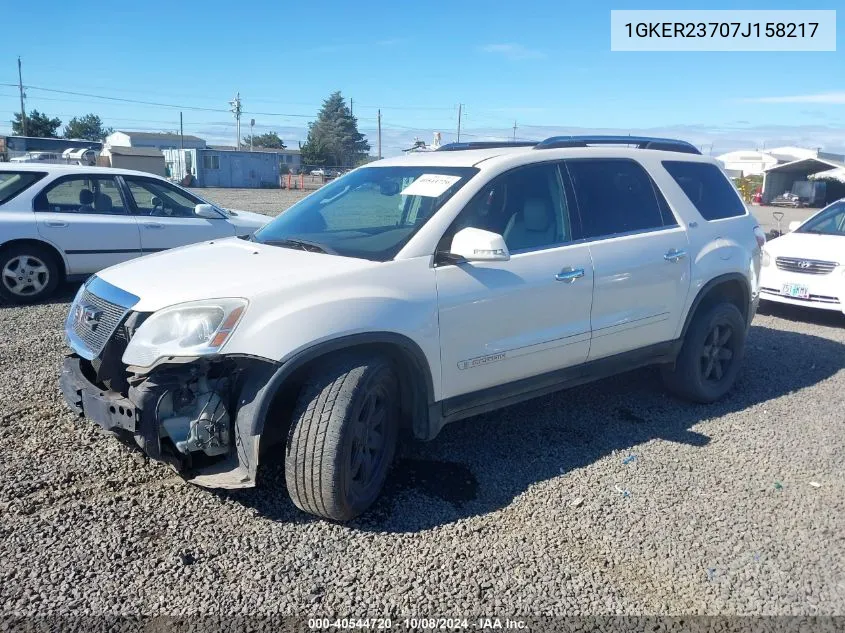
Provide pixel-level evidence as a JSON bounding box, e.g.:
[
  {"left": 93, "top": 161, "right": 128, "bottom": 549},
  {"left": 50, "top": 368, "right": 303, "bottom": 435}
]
[{"left": 762, "top": 156, "right": 845, "bottom": 204}]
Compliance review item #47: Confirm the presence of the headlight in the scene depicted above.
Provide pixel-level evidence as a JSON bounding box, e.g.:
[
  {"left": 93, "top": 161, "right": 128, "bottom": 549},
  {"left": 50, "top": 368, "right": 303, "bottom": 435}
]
[
  {"left": 122, "top": 298, "right": 247, "bottom": 367},
  {"left": 762, "top": 249, "right": 771, "bottom": 267}
]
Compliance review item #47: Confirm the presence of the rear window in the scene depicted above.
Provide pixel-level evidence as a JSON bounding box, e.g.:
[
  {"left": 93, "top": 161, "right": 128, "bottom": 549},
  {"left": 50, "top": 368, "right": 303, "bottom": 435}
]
[
  {"left": 0, "top": 171, "right": 47, "bottom": 206},
  {"left": 662, "top": 161, "right": 746, "bottom": 220}
]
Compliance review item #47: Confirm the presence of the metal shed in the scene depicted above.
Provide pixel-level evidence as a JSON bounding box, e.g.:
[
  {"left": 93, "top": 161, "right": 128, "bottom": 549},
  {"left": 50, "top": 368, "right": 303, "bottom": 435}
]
[
  {"left": 100, "top": 146, "right": 166, "bottom": 176},
  {"left": 162, "top": 148, "right": 282, "bottom": 188},
  {"left": 763, "top": 156, "right": 845, "bottom": 205}
]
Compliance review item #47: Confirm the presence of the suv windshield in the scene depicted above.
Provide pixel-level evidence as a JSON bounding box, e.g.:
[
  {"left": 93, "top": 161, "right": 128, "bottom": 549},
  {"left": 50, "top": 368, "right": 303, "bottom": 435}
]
[
  {"left": 254, "top": 166, "right": 478, "bottom": 260},
  {"left": 796, "top": 201, "right": 845, "bottom": 236}
]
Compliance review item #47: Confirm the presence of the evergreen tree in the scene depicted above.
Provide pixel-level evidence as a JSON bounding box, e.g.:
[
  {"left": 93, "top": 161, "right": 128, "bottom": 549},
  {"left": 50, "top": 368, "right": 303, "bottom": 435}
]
[
  {"left": 11, "top": 110, "right": 62, "bottom": 137},
  {"left": 64, "top": 114, "right": 113, "bottom": 141},
  {"left": 301, "top": 91, "right": 369, "bottom": 167}
]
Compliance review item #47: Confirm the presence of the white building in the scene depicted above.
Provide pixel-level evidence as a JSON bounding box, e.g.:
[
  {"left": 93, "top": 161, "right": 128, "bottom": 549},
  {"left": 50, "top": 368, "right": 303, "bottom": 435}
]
[
  {"left": 716, "top": 150, "right": 780, "bottom": 177},
  {"left": 717, "top": 146, "right": 845, "bottom": 177},
  {"left": 105, "top": 131, "right": 207, "bottom": 151}
]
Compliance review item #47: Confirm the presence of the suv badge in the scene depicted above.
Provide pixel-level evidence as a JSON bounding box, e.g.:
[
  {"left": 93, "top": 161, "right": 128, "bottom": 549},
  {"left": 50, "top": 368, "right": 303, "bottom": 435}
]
[{"left": 76, "top": 304, "right": 103, "bottom": 330}]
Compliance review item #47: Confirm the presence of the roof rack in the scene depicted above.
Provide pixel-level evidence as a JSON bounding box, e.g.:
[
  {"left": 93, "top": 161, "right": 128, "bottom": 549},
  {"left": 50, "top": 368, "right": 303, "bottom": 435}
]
[
  {"left": 436, "top": 141, "right": 537, "bottom": 152},
  {"left": 533, "top": 135, "right": 701, "bottom": 155}
]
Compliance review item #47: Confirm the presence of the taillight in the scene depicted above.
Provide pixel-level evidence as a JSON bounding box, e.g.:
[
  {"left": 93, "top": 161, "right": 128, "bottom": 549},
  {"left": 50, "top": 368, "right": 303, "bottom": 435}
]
[{"left": 753, "top": 225, "right": 766, "bottom": 248}]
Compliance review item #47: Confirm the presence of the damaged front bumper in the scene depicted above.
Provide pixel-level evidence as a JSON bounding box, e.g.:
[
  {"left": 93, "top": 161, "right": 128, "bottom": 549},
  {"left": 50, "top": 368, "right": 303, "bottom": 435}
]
[{"left": 60, "top": 354, "right": 278, "bottom": 489}]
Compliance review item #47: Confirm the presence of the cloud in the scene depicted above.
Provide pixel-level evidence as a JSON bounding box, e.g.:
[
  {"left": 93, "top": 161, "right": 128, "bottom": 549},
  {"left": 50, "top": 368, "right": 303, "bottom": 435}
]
[
  {"left": 740, "top": 92, "right": 845, "bottom": 104},
  {"left": 479, "top": 43, "right": 546, "bottom": 60},
  {"left": 189, "top": 121, "right": 845, "bottom": 159}
]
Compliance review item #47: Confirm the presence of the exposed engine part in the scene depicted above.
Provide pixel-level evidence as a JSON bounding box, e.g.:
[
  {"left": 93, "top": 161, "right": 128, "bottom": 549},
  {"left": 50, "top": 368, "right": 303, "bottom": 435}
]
[{"left": 157, "top": 376, "right": 231, "bottom": 457}]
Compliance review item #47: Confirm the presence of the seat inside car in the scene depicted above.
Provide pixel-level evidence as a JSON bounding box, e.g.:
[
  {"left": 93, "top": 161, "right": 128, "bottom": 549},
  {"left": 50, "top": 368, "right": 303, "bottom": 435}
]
[
  {"left": 94, "top": 192, "right": 113, "bottom": 213},
  {"left": 78, "top": 189, "right": 95, "bottom": 213},
  {"left": 503, "top": 198, "right": 556, "bottom": 251}
]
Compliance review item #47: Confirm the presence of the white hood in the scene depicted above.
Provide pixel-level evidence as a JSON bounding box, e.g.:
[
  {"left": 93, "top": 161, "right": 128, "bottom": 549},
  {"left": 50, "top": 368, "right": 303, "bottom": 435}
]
[
  {"left": 765, "top": 231, "right": 845, "bottom": 262},
  {"left": 224, "top": 209, "right": 272, "bottom": 232},
  {"left": 96, "top": 237, "right": 378, "bottom": 312}
]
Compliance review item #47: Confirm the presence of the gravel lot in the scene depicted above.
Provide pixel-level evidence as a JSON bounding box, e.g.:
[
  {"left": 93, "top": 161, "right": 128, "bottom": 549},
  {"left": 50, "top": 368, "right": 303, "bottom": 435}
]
[{"left": 0, "top": 189, "right": 843, "bottom": 621}]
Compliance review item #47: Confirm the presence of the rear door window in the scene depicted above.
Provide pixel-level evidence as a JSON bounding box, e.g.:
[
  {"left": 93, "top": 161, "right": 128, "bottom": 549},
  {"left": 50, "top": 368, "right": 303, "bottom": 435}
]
[
  {"left": 565, "top": 159, "right": 668, "bottom": 239},
  {"left": 0, "top": 171, "right": 47, "bottom": 205},
  {"left": 34, "top": 175, "right": 128, "bottom": 214},
  {"left": 662, "top": 161, "right": 747, "bottom": 220}
]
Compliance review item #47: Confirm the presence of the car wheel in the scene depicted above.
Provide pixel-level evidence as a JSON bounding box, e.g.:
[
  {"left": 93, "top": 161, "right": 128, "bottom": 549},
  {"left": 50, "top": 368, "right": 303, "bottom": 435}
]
[
  {"left": 0, "top": 244, "right": 61, "bottom": 304},
  {"left": 285, "top": 353, "right": 399, "bottom": 521},
  {"left": 662, "top": 302, "right": 747, "bottom": 403}
]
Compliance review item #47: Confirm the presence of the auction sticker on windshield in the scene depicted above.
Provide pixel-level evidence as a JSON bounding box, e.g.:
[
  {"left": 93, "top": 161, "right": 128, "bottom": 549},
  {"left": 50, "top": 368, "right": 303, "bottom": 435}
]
[{"left": 401, "top": 174, "right": 462, "bottom": 197}]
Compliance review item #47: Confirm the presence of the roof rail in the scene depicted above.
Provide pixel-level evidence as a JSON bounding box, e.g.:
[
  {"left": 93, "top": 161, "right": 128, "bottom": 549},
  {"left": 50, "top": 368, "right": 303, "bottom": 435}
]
[
  {"left": 436, "top": 141, "right": 537, "bottom": 152},
  {"left": 533, "top": 135, "right": 701, "bottom": 155}
]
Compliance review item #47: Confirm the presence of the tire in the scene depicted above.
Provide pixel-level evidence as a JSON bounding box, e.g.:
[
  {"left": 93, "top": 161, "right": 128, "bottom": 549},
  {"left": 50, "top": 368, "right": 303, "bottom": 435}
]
[
  {"left": 285, "top": 354, "right": 399, "bottom": 521},
  {"left": 0, "top": 244, "right": 61, "bottom": 304},
  {"left": 662, "top": 302, "right": 747, "bottom": 403}
]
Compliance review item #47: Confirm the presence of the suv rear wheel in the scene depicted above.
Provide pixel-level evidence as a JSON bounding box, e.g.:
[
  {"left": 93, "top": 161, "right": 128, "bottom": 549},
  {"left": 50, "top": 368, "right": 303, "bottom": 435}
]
[
  {"left": 285, "top": 354, "right": 399, "bottom": 521},
  {"left": 662, "top": 302, "right": 746, "bottom": 403},
  {"left": 0, "top": 244, "right": 61, "bottom": 304}
]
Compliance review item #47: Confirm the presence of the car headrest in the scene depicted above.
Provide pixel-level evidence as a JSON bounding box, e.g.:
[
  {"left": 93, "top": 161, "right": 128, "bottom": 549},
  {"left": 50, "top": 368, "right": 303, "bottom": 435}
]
[
  {"left": 523, "top": 198, "right": 551, "bottom": 232},
  {"left": 79, "top": 189, "right": 94, "bottom": 205},
  {"left": 94, "top": 192, "right": 113, "bottom": 212}
]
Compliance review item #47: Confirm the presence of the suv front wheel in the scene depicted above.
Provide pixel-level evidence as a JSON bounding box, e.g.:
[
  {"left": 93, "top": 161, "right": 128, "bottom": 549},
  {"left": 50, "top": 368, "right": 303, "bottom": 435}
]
[
  {"left": 662, "top": 302, "right": 747, "bottom": 403},
  {"left": 285, "top": 353, "right": 399, "bottom": 521}
]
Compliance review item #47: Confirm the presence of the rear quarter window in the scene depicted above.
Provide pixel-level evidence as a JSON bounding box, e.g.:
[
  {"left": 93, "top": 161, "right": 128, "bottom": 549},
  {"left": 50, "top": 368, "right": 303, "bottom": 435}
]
[
  {"left": 662, "top": 161, "right": 746, "bottom": 221},
  {"left": 0, "top": 171, "right": 47, "bottom": 206}
]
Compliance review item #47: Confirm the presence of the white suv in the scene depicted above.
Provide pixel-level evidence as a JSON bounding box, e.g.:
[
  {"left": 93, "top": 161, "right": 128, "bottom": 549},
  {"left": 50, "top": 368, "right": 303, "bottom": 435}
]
[{"left": 60, "top": 136, "right": 764, "bottom": 521}]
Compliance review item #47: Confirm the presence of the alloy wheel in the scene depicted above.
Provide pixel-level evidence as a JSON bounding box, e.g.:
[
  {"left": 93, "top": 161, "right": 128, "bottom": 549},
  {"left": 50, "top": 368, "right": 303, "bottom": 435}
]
[
  {"left": 348, "top": 384, "right": 390, "bottom": 500},
  {"left": 700, "top": 323, "right": 735, "bottom": 383},
  {"left": 1, "top": 255, "right": 50, "bottom": 297}
]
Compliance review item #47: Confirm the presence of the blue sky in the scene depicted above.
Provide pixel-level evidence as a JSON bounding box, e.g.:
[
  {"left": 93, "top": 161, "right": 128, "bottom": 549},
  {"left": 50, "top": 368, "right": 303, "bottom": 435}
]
[{"left": 1, "top": 0, "right": 842, "bottom": 156}]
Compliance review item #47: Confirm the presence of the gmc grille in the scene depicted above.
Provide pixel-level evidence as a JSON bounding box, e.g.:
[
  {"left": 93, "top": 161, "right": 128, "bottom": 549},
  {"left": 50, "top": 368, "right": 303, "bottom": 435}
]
[{"left": 71, "top": 289, "right": 130, "bottom": 359}]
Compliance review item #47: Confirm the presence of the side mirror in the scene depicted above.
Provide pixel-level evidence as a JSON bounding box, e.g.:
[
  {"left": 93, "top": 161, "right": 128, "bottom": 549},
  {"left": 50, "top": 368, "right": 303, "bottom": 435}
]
[
  {"left": 195, "top": 203, "right": 222, "bottom": 219},
  {"left": 788, "top": 220, "right": 802, "bottom": 232},
  {"left": 450, "top": 227, "right": 510, "bottom": 262}
]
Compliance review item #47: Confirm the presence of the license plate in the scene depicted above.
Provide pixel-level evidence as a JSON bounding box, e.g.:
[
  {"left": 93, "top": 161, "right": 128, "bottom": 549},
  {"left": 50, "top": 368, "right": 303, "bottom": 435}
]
[{"left": 782, "top": 283, "right": 810, "bottom": 299}]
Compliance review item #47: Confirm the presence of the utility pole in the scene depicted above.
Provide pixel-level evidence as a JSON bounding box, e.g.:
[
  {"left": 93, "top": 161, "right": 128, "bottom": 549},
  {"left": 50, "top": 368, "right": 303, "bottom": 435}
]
[
  {"left": 512, "top": 120, "right": 517, "bottom": 142},
  {"left": 229, "top": 92, "right": 242, "bottom": 149},
  {"left": 17, "top": 57, "right": 27, "bottom": 137},
  {"left": 179, "top": 112, "right": 184, "bottom": 150},
  {"left": 456, "top": 103, "right": 463, "bottom": 143},
  {"left": 249, "top": 119, "right": 255, "bottom": 151},
  {"left": 377, "top": 109, "right": 382, "bottom": 159},
  {"left": 349, "top": 98, "right": 353, "bottom": 116}
]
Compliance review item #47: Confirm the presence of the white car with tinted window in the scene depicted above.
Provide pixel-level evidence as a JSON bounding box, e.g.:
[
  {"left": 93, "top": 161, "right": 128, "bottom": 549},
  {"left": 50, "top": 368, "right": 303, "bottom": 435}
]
[
  {"left": 0, "top": 164, "right": 271, "bottom": 303},
  {"left": 759, "top": 199, "right": 845, "bottom": 315}
]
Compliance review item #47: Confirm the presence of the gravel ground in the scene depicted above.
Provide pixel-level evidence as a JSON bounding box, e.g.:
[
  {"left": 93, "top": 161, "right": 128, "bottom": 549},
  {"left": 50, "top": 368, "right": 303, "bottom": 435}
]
[
  {"left": 0, "top": 189, "right": 843, "bottom": 621},
  {"left": 200, "top": 187, "right": 311, "bottom": 217},
  {"left": 1, "top": 291, "right": 843, "bottom": 619}
]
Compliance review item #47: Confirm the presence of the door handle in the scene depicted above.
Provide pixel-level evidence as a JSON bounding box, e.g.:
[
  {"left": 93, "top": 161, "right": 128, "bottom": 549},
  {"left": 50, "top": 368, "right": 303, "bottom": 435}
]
[
  {"left": 664, "top": 248, "right": 687, "bottom": 263},
  {"left": 45, "top": 220, "right": 68, "bottom": 228},
  {"left": 555, "top": 267, "right": 585, "bottom": 283},
  {"left": 143, "top": 222, "right": 164, "bottom": 229}
]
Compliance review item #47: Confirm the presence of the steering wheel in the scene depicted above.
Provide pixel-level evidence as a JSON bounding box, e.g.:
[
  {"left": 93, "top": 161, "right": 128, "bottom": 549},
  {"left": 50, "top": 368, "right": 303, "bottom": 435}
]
[{"left": 148, "top": 196, "right": 165, "bottom": 216}]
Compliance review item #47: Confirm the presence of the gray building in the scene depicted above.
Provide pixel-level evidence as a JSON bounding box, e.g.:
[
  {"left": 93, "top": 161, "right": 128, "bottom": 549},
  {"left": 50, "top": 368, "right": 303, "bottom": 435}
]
[
  {"left": 105, "top": 131, "right": 207, "bottom": 151},
  {"left": 162, "top": 148, "right": 288, "bottom": 188}
]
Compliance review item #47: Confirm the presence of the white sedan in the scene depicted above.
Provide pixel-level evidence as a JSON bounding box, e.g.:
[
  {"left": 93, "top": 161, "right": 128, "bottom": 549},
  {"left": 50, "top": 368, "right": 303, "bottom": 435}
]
[
  {"left": 0, "top": 164, "right": 271, "bottom": 303},
  {"left": 759, "top": 198, "right": 845, "bottom": 316}
]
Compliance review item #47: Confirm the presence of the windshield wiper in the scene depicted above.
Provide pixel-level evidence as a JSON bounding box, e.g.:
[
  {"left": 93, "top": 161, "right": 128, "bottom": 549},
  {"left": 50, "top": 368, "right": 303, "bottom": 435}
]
[{"left": 261, "top": 238, "right": 335, "bottom": 255}]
